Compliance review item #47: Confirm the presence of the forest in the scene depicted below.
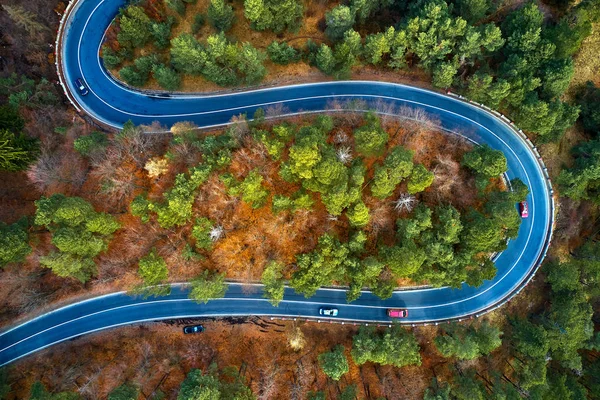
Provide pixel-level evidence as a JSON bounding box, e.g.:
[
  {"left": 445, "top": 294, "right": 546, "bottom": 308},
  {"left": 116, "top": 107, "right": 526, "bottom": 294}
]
[{"left": 0, "top": 0, "right": 600, "bottom": 397}]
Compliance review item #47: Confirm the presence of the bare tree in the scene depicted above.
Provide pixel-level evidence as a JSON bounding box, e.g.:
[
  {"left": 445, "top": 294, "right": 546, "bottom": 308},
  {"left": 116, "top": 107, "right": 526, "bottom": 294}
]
[{"left": 393, "top": 193, "right": 418, "bottom": 212}]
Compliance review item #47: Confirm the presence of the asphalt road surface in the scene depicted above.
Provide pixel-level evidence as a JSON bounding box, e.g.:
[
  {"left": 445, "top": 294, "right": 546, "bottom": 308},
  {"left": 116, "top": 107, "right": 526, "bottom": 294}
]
[{"left": 0, "top": 0, "right": 553, "bottom": 366}]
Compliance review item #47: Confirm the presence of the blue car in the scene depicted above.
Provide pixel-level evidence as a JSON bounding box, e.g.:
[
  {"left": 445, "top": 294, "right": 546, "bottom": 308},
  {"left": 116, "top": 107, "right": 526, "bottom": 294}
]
[
  {"left": 75, "top": 78, "right": 89, "bottom": 96},
  {"left": 183, "top": 325, "right": 204, "bottom": 334}
]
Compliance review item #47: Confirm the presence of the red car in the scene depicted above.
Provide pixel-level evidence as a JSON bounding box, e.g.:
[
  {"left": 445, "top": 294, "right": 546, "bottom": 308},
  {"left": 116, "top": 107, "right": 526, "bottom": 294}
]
[
  {"left": 388, "top": 309, "right": 408, "bottom": 318},
  {"left": 519, "top": 201, "right": 529, "bottom": 218}
]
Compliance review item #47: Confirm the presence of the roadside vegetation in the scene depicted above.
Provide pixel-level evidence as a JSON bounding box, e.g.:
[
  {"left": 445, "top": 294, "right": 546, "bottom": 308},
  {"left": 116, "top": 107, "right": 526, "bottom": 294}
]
[
  {"left": 103, "top": 0, "right": 599, "bottom": 142},
  {"left": 1, "top": 0, "right": 600, "bottom": 397},
  {"left": 1, "top": 110, "right": 524, "bottom": 311}
]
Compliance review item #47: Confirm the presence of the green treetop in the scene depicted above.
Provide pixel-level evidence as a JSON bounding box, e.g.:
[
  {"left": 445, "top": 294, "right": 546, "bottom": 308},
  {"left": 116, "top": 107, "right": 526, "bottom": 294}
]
[
  {"left": 189, "top": 270, "right": 228, "bottom": 303},
  {"left": 318, "top": 345, "right": 349, "bottom": 381}
]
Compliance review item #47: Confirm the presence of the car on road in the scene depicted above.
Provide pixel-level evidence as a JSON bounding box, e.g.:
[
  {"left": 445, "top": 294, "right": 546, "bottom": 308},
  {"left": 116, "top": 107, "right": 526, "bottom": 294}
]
[
  {"left": 519, "top": 201, "right": 529, "bottom": 218},
  {"left": 319, "top": 307, "right": 338, "bottom": 316},
  {"left": 388, "top": 309, "right": 408, "bottom": 318},
  {"left": 183, "top": 324, "right": 204, "bottom": 334},
  {"left": 75, "top": 78, "right": 89, "bottom": 96}
]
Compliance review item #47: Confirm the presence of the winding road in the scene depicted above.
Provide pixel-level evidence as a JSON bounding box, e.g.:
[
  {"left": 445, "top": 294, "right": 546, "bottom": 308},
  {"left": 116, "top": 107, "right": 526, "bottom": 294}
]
[{"left": 0, "top": 0, "right": 554, "bottom": 366}]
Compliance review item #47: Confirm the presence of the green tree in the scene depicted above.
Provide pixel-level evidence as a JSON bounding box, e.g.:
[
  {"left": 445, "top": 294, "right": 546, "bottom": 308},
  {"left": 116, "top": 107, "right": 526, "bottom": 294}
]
[
  {"left": 363, "top": 29, "right": 392, "bottom": 65},
  {"left": 435, "top": 321, "right": 502, "bottom": 360},
  {"left": 315, "top": 45, "right": 335, "bottom": 75},
  {"left": 119, "top": 65, "right": 148, "bottom": 87},
  {"left": 35, "top": 194, "right": 119, "bottom": 282},
  {"left": 575, "top": 81, "right": 600, "bottom": 135},
  {"left": 224, "top": 170, "right": 269, "bottom": 208},
  {"left": 461, "top": 210, "right": 505, "bottom": 253},
  {"left": 101, "top": 46, "right": 123, "bottom": 69},
  {"left": 267, "top": 41, "right": 301, "bottom": 65},
  {"left": 558, "top": 140, "right": 600, "bottom": 202},
  {"left": 39, "top": 253, "right": 97, "bottom": 283},
  {"left": 0, "top": 104, "right": 24, "bottom": 133},
  {"left": 380, "top": 242, "right": 426, "bottom": 277},
  {"left": 291, "top": 234, "right": 349, "bottom": 297},
  {"left": 151, "top": 17, "right": 174, "bottom": 49},
  {"left": 451, "top": 369, "right": 486, "bottom": 400},
  {"left": 432, "top": 59, "right": 458, "bottom": 88},
  {"left": 539, "top": 58, "right": 574, "bottom": 99},
  {"left": 261, "top": 260, "right": 285, "bottom": 306},
  {"left": 509, "top": 317, "right": 549, "bottom": 359},
  {"left": 407, "top": 164, "right": 434, "bottom": 194},
  {"left": 325, "top": 5, "right": 355, "bottom": 41},
  {"left": 424, "top": 377, "right": 451, "bottom": 400},
  {"left": 170, "top": 34, "right": 205, "bottom": 74},
  {"left": 108, "top": 384, "right": 138, "bottom": 400},
  {"left": 153, "top": 64, "right": 181, "bottom": 91},
  {"left": 0, "top": 129, "right": 36, "bottom": 172},
  {"left": 454, "top": 0, "right": 491, "bottom": 23},
  {"left": 370, "top": 146, "right": 414, "bottom": 198},
  {"left": 73, "top": 131, "right": 107, "bottom": 156},
  {"left": 465, "top": 72, "right": 511, "bottom": 109},
  {"left": 351, "top": 325, "right": 422, "bottom": 367},
  {"left": 318, "top": 345, "right": 349, "bottom": 381},
  {"left": 347, "top": 201, "right": 370, "bottom": 227},
  {"left": 0, "top": 217, "right": 31, "bottom": 267},
  {"left": 353, "top": 112, "right": 389, "bottom": 157},
  {"left": 192, "top": 217, "right": 215, "bottom": 251},
  {"left": 138, "top": 248, "right": 168, "bottom": 286},
  {"left": 192, "top": 13, "right": 206, "bottom": 33},
  {"left": 207, "top": 0, "right": 235, "bottom": 31},
  {"left": 244, "top": 0, "right": 303, "bottom": 33},
  {"left": 462, "top": 144, "right": 507, "bottom": 179},
  {"left": 189, "top": 270, "right": 228, "bottom": 303},
  {"left": 117, "top": 6, "right": 152, "bottom": 48}
]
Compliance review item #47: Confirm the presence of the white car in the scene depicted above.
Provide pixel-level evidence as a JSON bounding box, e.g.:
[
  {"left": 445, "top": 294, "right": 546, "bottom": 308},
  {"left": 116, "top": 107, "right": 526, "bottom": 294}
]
[{"left": 319, "top": 307, "right": 338, "bottom": 316}]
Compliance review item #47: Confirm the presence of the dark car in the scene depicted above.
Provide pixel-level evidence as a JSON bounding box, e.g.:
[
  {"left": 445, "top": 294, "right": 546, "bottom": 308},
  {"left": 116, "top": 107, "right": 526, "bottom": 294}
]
[
  {"left": 519, "top": 201, "right": 529, "bottom": 218},
  {"left": 183, "top": 324, "right": 204, "bottom": 334},
  {"left": 388, "top": 309, "right": 408, "bottom": 318},
  {"left": 75, "top": 78, "right": 89, "bottom": 96},
  {"left": 319, "top": 307, "right": 338, "bottom": 317}
]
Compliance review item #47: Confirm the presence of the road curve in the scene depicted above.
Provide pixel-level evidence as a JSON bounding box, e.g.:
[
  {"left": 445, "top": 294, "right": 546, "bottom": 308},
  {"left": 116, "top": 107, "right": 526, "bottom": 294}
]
[{"left": 0, "top": 0, "right": 554, "bottom": 366}]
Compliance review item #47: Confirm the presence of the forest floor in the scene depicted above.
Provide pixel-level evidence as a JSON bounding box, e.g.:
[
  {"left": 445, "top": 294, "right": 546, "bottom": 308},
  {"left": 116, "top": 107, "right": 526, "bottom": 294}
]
[{"left": 0, "top": 112, "right": 489, "bottom": 328}]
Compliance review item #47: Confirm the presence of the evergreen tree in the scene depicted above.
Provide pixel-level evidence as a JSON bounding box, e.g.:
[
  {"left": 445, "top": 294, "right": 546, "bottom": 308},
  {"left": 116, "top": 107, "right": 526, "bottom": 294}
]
[
  {"left": 261, "top": 260, "right": 285, "bottom": 306},
  {"left": 0, "top": 217, "right": 31, "bottom": 268},
  {"left": 325, "top": 5, "right": 355, "bottom": 41},
  {"left": 318, "top": 345, "right": 349, "bottom": 381},
  {"left": 207, "top": 0, "right": 235, "bottom": 32},
  {"left": 189, "top": 270, "right": 228, "bottom": 303},
  {"left": 351, "top": 325, "right": 422, "bottom": 367},
  {"left": 117, "top": 6, "right": 152, "bottom": 48}
]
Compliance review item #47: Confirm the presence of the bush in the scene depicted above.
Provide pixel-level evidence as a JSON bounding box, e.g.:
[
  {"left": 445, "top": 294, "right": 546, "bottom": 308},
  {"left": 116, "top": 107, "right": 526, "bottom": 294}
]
[
  {"left": 267, "top": 41, "right": 301, "bottom": 65},
  {"left": 153, "top": 64, "right": 181, "bottom": 91},
  {"left": 73, "top": 131, "right": 107, "bottom": 156}
]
